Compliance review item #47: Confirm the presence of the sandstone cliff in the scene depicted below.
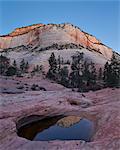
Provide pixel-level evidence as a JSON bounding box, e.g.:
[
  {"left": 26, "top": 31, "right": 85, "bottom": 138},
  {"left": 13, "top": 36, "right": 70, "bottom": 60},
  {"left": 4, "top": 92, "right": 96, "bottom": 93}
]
[{"left": 0, "top": 23, "right": 113, "bottom": 59}]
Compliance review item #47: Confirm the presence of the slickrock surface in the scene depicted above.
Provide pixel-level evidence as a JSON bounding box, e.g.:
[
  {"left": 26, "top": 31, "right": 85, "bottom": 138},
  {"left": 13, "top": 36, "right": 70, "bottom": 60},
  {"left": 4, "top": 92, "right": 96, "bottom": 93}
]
[
  {"left": 0, "top": 23, "right": 112, "bottom": 59},
  {"left": 0, "top": 77, "right": 120, "bottom": 150}
]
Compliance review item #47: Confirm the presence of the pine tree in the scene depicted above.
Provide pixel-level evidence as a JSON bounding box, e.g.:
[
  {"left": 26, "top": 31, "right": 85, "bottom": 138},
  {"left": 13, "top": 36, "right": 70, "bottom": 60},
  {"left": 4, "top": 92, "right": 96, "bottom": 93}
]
[
  {"left": 98, "top": 67, "right": 103, "bottom": 80},
  {"left": 31, "top": 65, "right": 45, "bottom": 76},
  {"left": 57, "top": 55, "right": 61, "bottom": 71},
  {"left": 70, "top": 52, "right": 84, "bottom": 89},
  {"left": 59, "top": 66, "right": 69, "bottom": 87},
  {"left": 47, "top": 52, "right": 57, "bottom": 80},
  {"left": 61, "top": 57, "right": 64, "bottom": 65},
  {"left": 25, "top": 61, "right": 29, "bottom": 73},
  {"left": 6, "top": 66, "right": 17, "bottom": 76},
  {"left": 89, "top": 62, "right": 97, "bottom": 85},
  {"left": 110, "top": 54, "right": 120, "bottom": 86},
  {"left": 0, "top": 55, "right": 10, "bottom": 75},
  {"left": 39, "top": 65, "right": 45, "bottom": 76},
  {"left": 103, "top": 54, "right": 120, "bottom": 87},
  {"left": 36, "top": 65, "right": 39, "bottom": 72},
  {"left": 103, "top": 61, "right": 109, "bottom": 82},
  {"left": 39, "top": 65, "right": 43, "bottom": 72},
  {"left": 33, "top": 66, "right": 36, "bottom": 72},
  {"left": 83, "top": 61, "right": 90, "bottom": 86},
  {"left": 12, "top": 60, "right": 18, "bottom": 75},
  {"left": 83, "top": 61, "right": 97, "bottom": 86},
  {"left": 31, "top": 66, "right": 36, "bottom": 76},
  {"left": 20, "top": 59, "right": 25, "bottom": 73},
  {"left": 12, "top": 60, "right": 17, "bottom": 69}
]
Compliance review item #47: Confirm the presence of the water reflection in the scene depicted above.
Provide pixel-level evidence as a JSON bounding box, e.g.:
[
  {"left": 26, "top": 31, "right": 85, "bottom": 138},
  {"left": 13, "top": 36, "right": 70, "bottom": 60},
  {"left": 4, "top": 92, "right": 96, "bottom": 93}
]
[{"left": 18, "top": 116, "right": 94, "bottom": 142}]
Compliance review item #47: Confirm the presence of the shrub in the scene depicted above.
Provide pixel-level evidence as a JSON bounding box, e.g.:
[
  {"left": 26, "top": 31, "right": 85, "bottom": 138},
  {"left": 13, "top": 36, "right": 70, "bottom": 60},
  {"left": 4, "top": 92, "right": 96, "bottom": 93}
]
[
  {"left": 5, "top": 66, "right": 17, "bottom": 76},
  {"left": 31, "top": 84, "right": 38, "bottom": 91},
  {"left": 17, "top": 86, "right": 24, "bottom": 89},
  {"left": 31, "top": 84, "right": 46, "bottom": 91}
]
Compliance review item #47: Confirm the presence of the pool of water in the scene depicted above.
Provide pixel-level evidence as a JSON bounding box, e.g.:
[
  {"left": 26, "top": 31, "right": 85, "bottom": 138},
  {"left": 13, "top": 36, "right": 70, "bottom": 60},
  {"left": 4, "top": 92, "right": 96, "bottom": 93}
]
[{"left": 17, "top": 116, "right": 94, "bottom": 142}]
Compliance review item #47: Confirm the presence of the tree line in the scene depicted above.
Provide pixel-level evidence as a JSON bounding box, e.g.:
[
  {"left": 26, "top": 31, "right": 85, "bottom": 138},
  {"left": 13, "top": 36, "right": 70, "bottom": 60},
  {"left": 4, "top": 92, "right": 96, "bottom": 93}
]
[
  {"left": 47, "top": 52, "right": 120, "bottom": 91},
  {"left": 0, "top": 55, "right": 44, "bottom": 77},
  {"left": 0, "top": 55, "right": 29, "bottom": 76},
  {"left": 0, "top": 52, "right": 119, "bottom": 90}
]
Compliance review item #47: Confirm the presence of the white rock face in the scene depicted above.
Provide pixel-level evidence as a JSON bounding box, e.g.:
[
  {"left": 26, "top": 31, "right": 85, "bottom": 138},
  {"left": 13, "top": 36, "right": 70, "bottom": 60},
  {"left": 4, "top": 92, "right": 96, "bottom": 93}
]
[{"left": 0, "top": 23, "right": 113, "bottom": 60}]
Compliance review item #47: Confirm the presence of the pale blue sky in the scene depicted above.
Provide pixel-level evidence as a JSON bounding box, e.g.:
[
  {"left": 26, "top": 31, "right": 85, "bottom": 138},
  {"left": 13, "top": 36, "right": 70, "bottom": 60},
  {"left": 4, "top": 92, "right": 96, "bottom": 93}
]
[{"left": 0, "top": 0, "right": 120, "bottom": 52}]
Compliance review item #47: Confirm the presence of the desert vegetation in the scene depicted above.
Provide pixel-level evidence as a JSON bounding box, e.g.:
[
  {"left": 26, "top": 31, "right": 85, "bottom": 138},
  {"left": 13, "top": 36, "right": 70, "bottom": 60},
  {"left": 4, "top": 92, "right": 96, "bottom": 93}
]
[
  {"left": 103, "top": 54, "right": 120, "bottom": 87},
  {"left": 0, "top": 52, "right": 119, "bottom": 92},
  {"left": 0, "top": 55, "right": 45, "bottom": 77},
  {"left": 0, "top": 55, "right": 29, "bottom": 76},
  {"left": 38, "top": 43, "right": 82, "bottom": 52},
  {"left": 47, "top": 52, "right": 120, "bottom": 91}
]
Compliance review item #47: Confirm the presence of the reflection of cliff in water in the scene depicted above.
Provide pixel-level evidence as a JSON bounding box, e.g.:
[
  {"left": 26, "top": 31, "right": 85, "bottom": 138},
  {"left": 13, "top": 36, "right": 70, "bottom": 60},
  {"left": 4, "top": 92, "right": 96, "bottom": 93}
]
[
  {"left": 56, "top": 116, "right": 82, "bottom": 128},
  {"left": 17, "top": 116, "right": 63, "bottom": 140},
  {"left": 17, "top": 116, "right": 94, "bottom": 142}
]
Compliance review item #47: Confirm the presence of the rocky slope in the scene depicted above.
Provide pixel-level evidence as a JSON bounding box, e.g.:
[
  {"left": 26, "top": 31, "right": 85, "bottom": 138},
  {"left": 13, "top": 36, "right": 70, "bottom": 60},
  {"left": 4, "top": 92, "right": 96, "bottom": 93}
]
[
  {"left": 0, "top": 77, "right": 120, "bottom": 150},
  {"left": 0, "top": 23, "right": 112, "bottom": 59}
]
